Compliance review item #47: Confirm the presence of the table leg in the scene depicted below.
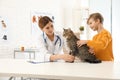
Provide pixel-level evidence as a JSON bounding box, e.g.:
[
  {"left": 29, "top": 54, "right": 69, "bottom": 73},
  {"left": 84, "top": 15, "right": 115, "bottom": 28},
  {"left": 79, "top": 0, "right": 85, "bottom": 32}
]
[{"left": 14, "top": 51, "right": 15, "bottom": 59}]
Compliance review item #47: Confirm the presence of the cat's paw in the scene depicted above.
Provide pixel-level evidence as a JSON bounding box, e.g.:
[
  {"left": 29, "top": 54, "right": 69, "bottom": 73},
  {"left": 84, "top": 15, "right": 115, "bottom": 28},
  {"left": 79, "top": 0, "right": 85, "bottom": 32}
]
[{"left": 65, "top": 60, "right": 74, "bottom": 63}]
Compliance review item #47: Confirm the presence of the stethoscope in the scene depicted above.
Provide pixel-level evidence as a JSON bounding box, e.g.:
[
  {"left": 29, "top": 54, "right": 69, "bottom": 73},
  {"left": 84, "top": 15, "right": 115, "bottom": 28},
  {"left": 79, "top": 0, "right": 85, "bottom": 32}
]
[{"left": 43, "top": 32, "right": 62, "bottom": 47}]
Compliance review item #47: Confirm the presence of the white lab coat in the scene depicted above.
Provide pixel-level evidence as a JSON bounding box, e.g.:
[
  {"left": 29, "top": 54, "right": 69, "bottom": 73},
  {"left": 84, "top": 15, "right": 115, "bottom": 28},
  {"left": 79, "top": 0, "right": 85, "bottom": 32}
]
[{"left": 36, "top": 31, "right": 64, "bottom": 62}]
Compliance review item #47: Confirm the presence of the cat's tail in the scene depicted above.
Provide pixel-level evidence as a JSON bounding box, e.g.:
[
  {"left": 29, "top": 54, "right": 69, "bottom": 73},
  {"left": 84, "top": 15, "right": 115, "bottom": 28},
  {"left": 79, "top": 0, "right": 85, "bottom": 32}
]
[{"left": 85, "top": 59, "right": 102, "bottom": 63}]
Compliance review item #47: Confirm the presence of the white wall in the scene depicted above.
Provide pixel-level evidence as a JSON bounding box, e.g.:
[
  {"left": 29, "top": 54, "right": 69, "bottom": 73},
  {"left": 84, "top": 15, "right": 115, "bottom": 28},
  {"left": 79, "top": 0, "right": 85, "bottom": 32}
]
[
  {"left": 89, "top": 0, "right": 112, "bottom": 39},
  {"left": 0, "top": 0, "right": 87, "bottom": 47},
  {"left": 0, "top": 0, "right": 88, "bottom": 58},
  {"left": 1, "top": 0, "right": 119, "bottom": 61},
  {"left": 0, "top": 0, "right": 64, "bottom": 48},
  {"left": 0, "top": 0, "right": 65, "bottom": 58},
  {"left": 112, "top": 0, "right": 120, "bottom": 62},
  {"left": 89, "top": 0, "right": 120, "bottom": 62},
  {"left": 0, "top": 0, "right": 89, "bottom": 47}
]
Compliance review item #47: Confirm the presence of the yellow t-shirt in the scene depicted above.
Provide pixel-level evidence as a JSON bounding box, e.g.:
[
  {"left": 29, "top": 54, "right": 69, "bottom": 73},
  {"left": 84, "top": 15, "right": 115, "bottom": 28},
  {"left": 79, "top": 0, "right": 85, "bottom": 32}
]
[{"left": 87, "top": 29, "right": 114, "bottom": 61}]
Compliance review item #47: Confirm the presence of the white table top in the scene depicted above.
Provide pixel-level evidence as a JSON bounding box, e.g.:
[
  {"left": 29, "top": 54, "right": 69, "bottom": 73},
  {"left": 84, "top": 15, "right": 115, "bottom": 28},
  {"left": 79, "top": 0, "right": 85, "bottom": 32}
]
[{"left": 0, "top": 59, "right": 120, "bottom": 80}]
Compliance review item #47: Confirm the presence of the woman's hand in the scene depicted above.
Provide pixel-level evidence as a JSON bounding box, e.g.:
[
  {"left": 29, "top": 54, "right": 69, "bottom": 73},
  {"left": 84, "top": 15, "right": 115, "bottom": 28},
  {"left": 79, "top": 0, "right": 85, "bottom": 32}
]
[
  {"left": 50, "top": 54, "right": 75, "bottom": 62},
  {"left": 77, "top": 40, "right": 88, "bottom": 47},
  {"left": 62, "top": 54, "right": 75, "bottom": 62}
]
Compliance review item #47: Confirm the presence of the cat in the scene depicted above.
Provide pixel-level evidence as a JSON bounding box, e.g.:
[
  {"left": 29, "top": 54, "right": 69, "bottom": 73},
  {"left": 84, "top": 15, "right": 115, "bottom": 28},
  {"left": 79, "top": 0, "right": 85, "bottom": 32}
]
[{"left": 63, "top": 28, "right": 101, "bottom": 63}]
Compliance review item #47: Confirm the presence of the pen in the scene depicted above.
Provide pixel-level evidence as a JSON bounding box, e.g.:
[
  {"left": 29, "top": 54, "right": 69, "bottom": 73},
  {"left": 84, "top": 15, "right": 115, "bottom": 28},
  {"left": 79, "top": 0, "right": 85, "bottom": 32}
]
[{"left": 27, "top": 61, "right": 50, "bottom": 64}]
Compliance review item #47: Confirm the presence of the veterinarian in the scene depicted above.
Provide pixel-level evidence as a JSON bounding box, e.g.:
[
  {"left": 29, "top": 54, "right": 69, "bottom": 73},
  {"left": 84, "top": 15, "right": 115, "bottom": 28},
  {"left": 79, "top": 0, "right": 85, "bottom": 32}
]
[
  {"left": 77, "top": 13, "right": 114, "bottom": 61},
  {"left": 37, "top": 16, "right": 74, "bottom": 62}
]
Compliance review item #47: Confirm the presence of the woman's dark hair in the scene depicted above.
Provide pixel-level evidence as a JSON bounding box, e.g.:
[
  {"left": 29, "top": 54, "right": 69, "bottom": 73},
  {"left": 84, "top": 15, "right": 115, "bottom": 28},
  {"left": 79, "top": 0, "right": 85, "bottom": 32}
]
[
  {"left": 38, "top": 16, "right": 53, "bottom": 29},
  {"left": 87, "top": 13, "right": 104, "bottom": 24}
]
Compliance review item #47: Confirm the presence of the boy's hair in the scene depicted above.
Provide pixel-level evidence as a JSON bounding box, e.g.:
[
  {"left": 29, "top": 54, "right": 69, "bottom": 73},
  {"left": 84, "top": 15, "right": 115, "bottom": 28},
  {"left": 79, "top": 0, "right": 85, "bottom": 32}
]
[
  {"left": 87, "top": 13, "right": 104, "bottom": 24},
  {"left": 38, "top": 16, "right": 53, "bottom": 29}
]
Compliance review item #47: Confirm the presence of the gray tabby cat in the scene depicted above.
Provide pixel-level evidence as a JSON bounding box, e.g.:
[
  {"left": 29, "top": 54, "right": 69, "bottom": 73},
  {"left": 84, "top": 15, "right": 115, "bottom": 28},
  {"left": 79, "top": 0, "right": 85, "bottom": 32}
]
[{"left": 63, "top": 28, "right": 101, "bottom": 63}]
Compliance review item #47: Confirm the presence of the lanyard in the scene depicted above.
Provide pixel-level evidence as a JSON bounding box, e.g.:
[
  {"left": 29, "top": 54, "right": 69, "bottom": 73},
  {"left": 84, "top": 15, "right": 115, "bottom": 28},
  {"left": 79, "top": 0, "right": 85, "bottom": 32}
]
[{"left": 43, "top": 33, "right": 61, "bottom": 47}]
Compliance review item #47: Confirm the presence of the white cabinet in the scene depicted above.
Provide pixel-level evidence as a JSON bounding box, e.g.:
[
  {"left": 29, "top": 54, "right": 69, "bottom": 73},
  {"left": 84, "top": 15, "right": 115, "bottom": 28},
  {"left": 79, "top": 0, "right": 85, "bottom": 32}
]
[{"left": 0, "top": 42, "right": 13, "bottom": 58}]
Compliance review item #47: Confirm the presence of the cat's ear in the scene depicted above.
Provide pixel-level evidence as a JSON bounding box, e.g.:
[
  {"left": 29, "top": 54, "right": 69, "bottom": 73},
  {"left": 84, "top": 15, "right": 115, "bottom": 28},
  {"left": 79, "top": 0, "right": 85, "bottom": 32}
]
[
  {"left": 63, "top": 28, "right": 65, "bottom": 31},
  {"left": 68, "top": 28, "right": 71, "bottom": 31}
]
